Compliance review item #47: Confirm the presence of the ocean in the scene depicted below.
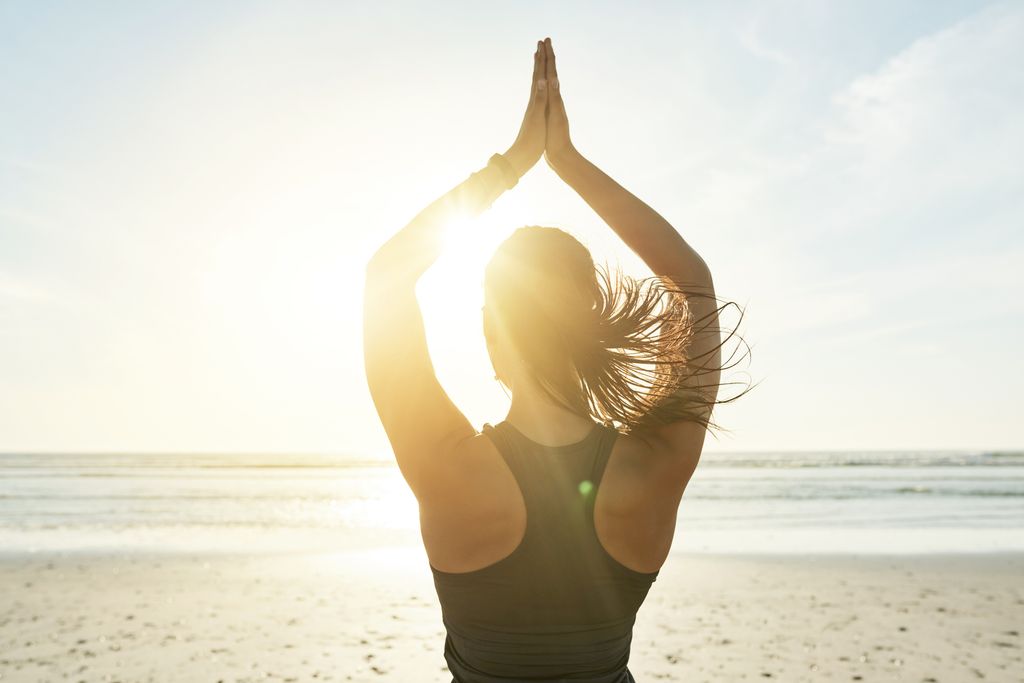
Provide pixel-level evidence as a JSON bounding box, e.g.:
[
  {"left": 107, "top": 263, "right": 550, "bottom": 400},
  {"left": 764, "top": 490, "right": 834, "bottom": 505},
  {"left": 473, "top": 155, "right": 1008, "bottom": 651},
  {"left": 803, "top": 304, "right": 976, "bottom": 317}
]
[{"left": 1, "top": 450, "right": 1022, "bottom": 556}]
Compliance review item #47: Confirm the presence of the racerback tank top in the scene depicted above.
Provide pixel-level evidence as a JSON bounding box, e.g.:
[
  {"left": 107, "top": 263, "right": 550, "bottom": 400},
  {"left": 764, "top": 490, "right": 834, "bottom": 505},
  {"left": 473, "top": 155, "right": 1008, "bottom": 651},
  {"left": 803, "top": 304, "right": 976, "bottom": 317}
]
[{"left": 430, "top": 420, "right": 659, "bottom": 682}]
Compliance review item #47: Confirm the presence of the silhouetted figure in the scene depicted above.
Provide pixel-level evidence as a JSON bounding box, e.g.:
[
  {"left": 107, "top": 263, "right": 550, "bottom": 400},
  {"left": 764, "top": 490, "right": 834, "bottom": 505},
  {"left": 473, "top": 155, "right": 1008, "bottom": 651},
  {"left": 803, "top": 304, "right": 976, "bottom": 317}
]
[{"left": 365, "top": 37, "right": 746, "bottom": 683}]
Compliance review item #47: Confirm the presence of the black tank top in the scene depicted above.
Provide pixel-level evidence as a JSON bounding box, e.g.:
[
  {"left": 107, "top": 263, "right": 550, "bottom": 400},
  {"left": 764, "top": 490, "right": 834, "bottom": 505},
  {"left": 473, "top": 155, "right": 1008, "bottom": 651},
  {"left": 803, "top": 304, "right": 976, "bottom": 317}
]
[{"left": 430, "top": 420, "right": 659, "bottom": 682}]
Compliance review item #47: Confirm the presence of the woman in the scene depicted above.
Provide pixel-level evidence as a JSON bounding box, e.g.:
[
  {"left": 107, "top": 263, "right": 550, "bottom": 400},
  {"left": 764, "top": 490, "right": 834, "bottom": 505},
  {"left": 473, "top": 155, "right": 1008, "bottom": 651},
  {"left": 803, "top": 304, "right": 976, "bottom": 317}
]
[{"left": 364, "top": 37, "right": 743, "bottom": 683}]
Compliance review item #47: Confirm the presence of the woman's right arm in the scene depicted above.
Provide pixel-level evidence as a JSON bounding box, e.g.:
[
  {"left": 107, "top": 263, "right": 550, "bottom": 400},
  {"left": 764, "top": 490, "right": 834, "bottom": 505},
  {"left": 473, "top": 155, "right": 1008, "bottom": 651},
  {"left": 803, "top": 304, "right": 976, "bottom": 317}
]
[
  {"left": 541, "top": 39, "right": 721, "bottom": 459},
  {"left": 547, "top": 149, "right": 713, "bottom": 288},
  {"left": 541, "top": 40, "right": 711, "bottom": 286}
]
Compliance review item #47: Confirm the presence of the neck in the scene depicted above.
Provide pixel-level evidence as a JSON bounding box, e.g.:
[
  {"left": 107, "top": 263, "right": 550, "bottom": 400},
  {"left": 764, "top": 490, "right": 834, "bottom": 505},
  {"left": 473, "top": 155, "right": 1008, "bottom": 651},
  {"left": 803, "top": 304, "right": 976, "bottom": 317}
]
[{"left": 505, "top": 375, "right": 595, "bottom": 446}]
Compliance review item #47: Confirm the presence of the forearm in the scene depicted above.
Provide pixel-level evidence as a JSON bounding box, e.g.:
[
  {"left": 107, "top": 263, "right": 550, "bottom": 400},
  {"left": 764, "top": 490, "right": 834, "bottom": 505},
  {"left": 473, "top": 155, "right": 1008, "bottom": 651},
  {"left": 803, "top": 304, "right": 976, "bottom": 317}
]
[
  {"left": 368, "top": 147, "right": 527, "bottom": 282},
  {"left": 550, "top": 149, "right": 711, "bottom": 286}
]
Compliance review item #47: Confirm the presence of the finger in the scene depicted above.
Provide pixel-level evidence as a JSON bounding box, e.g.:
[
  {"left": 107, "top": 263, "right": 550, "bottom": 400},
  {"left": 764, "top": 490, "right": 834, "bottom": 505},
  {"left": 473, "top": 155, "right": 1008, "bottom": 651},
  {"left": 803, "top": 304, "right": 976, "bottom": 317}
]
[
  {"left": 544, "top": 37, "right": 558, "bottom": 91},
  {"left": 533, "top": 40, "right": 548, "bottom": 104},
  {"left": 532, "top": 40, "right": 543, "bottom": 89},
  {"left": 542, "top": 39, "right": 564, "bottom": 119}
]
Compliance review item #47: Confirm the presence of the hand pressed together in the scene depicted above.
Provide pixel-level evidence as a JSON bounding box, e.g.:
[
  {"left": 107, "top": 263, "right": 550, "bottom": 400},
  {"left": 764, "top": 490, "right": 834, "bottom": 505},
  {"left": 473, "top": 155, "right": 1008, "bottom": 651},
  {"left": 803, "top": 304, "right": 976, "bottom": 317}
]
[
  {"left": 541, "top": 38, "right": 577, "bottom": 170},
  {"left": 505, "top": 37, "right": 577, "bottom": 177}
]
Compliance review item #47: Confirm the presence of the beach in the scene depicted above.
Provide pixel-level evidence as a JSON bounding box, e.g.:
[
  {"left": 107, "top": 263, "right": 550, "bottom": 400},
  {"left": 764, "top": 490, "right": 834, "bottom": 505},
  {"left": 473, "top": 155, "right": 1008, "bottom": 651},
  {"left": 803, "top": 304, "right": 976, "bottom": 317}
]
[
  {"left": 1, "top": 449, "right": 1022, "bottom": 681},
  {"left": 1, "top": 550, "right": 1021, "bottom": 682}
]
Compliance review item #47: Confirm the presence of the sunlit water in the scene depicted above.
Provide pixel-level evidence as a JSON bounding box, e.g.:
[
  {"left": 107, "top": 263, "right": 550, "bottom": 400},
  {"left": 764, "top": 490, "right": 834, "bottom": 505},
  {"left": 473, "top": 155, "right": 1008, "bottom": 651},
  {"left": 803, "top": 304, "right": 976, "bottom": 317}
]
[{"left": 1, "top": 450, "right": 1022, "bottom": 555}]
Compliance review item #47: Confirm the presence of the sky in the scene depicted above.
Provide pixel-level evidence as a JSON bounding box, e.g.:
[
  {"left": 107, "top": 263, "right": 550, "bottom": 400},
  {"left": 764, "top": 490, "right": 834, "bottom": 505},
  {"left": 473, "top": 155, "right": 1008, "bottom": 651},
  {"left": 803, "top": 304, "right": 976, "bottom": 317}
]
[{"left": 1, "top": 1, "right": 1021, "bottom": 455}]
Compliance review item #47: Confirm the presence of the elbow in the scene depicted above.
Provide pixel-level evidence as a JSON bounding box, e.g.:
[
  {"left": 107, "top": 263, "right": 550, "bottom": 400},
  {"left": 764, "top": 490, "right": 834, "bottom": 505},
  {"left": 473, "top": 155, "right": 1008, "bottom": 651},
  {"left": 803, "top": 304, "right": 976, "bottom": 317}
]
[
  {"left": 695, "top": 257, "right": 713, "bottom": 288},
  {"left": 679, "top": 258, "right": 714, "bottom": 300},
  {"left": 365, "top": 247, "right": 419, "bottom": 291},
  {"left": 666, "top": 256, "right": 713, "bottom": 292},
  {"left": 365, "top": 245, "right": 402, "bottom": 284},
  {"left": 365, "top": 249, "right": 389, "bottom": 282},
  {"left": 687, "top": 254, "right": 711, "bottom": 281}
]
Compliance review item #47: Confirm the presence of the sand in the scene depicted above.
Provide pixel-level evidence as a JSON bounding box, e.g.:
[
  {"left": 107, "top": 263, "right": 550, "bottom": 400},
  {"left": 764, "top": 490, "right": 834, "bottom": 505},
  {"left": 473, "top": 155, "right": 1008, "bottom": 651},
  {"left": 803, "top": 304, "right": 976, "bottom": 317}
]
[{"left": 0, "top": 549, "right": 1021, "bottom": 682}]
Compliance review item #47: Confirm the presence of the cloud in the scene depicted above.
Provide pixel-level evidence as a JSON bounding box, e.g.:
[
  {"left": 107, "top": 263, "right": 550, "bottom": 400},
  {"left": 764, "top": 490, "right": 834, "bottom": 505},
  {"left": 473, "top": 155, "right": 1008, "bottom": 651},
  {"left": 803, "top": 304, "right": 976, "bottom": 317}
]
[
  {"left": 823, "top": 3, "right": 1023, "bottom": 210},
  {"left": 737, "top": 17, "right": 795, "bottom": 66},
  {"left": 743, "top": 4, "right": 1022, "bottom": 310}
]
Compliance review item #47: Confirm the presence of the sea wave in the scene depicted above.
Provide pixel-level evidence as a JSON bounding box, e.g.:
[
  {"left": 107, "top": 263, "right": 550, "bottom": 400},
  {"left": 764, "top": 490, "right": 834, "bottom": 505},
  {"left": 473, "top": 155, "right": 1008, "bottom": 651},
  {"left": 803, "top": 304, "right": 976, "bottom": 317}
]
[{"left": 698, "top": 452, "right": 1024, "bottom": 468}]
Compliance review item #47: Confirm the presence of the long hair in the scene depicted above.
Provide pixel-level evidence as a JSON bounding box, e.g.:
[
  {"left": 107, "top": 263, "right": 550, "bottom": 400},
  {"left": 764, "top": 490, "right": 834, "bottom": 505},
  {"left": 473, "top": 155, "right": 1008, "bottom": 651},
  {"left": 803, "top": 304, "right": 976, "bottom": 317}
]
[{"left": 484, "top": 226, "right": 751, "bottom": 434}]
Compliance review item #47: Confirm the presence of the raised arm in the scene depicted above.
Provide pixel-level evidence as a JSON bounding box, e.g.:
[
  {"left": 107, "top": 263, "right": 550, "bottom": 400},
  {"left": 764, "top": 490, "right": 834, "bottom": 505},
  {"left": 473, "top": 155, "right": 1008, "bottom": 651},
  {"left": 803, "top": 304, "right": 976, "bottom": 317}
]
[
  {"left": 363, "top": 41, "right": 548, "bottom": 501},
  {"left": 540, "top": 39, "right": 721, "bottom": 449}
]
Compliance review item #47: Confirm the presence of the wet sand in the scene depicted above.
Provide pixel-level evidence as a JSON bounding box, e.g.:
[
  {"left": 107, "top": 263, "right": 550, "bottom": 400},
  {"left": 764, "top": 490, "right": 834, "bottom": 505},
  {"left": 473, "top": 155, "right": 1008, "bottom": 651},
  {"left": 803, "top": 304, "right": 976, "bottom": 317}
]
[{"left": 0, "top": 550, "right": 1020, "bottom": 682}]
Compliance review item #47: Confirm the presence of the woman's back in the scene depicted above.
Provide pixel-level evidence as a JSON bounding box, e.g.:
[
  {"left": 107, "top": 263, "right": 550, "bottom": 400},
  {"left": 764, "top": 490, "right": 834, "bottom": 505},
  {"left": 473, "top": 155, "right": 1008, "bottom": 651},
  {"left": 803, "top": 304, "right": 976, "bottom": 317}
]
[
  {"left": 430, "top": 421, "right": 660, "bottom": 682},
  {"left": 364, "top": 37, "right": 739, "bottom": 683}
]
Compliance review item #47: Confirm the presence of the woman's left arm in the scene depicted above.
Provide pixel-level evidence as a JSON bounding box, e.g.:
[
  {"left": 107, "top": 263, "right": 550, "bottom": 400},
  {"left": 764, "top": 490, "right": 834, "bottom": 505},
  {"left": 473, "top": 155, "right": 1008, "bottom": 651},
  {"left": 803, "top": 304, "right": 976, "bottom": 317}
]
[{"left": 363, "top": 40, "right": 548, "bottom": 501}]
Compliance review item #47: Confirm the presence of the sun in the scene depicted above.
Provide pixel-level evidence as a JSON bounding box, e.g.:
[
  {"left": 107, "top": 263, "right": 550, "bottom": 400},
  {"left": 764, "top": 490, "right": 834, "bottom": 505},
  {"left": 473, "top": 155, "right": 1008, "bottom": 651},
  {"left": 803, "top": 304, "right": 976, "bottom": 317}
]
[
  {"left": 408, "top": 191, "right": 537, "bottom": 416},
  {"left": 417, "top": 196, "right": 528, "bottom": 322}
]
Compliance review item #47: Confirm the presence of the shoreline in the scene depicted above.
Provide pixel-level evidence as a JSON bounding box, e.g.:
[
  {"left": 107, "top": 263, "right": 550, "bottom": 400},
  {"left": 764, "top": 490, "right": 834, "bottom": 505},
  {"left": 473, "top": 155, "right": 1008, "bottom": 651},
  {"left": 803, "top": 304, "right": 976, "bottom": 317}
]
[{"left": 4, "top": 545, "right": 1024, "bottom": 561}]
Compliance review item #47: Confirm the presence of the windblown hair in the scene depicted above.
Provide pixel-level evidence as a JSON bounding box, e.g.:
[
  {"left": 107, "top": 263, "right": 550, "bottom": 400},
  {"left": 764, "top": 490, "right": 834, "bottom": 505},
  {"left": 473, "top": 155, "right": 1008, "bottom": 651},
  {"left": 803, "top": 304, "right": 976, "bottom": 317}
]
[{"left": 484, "top": 226, "right": 751, "bottom": 434}]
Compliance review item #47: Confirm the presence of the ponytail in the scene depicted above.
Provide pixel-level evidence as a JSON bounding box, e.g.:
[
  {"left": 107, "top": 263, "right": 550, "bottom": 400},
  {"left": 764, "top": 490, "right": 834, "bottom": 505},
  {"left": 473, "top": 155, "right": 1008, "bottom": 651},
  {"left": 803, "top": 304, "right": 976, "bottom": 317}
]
[{"left": 485, "top": 227, "right": 751, "bottom": 434}]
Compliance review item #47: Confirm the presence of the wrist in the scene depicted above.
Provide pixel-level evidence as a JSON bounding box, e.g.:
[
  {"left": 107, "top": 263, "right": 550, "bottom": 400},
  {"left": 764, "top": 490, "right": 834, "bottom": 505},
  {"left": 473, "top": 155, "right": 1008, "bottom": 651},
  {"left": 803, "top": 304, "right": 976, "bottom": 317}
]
[
  {"left": 545, "top": 145, "right": 584, "bottom": 175},
  {"left": 502, "top": 144, "right": 533, "bottom": 179}
]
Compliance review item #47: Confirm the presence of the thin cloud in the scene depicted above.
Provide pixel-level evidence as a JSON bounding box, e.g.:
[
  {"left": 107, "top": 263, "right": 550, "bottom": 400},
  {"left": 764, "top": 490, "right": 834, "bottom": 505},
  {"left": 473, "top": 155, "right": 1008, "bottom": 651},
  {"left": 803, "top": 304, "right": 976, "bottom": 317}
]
[{"left": 737, "top": 18, "right": 795, "bottom": 66}]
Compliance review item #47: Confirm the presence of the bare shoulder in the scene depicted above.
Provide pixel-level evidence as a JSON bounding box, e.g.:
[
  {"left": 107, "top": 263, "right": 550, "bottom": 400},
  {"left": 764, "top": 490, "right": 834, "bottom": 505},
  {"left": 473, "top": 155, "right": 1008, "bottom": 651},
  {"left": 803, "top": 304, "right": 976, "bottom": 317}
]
[
  {"left": 419, "top": 431, "right": 519, "bottom": 515},
  {"left": 603, "top": 421, "right": 708, "bottom": 514},
  {"left": 593, "top": 423, "right": 706, "bottom": 573},
  {"left": 417, "top": 431, "right": 527, "bottom": 573}
]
